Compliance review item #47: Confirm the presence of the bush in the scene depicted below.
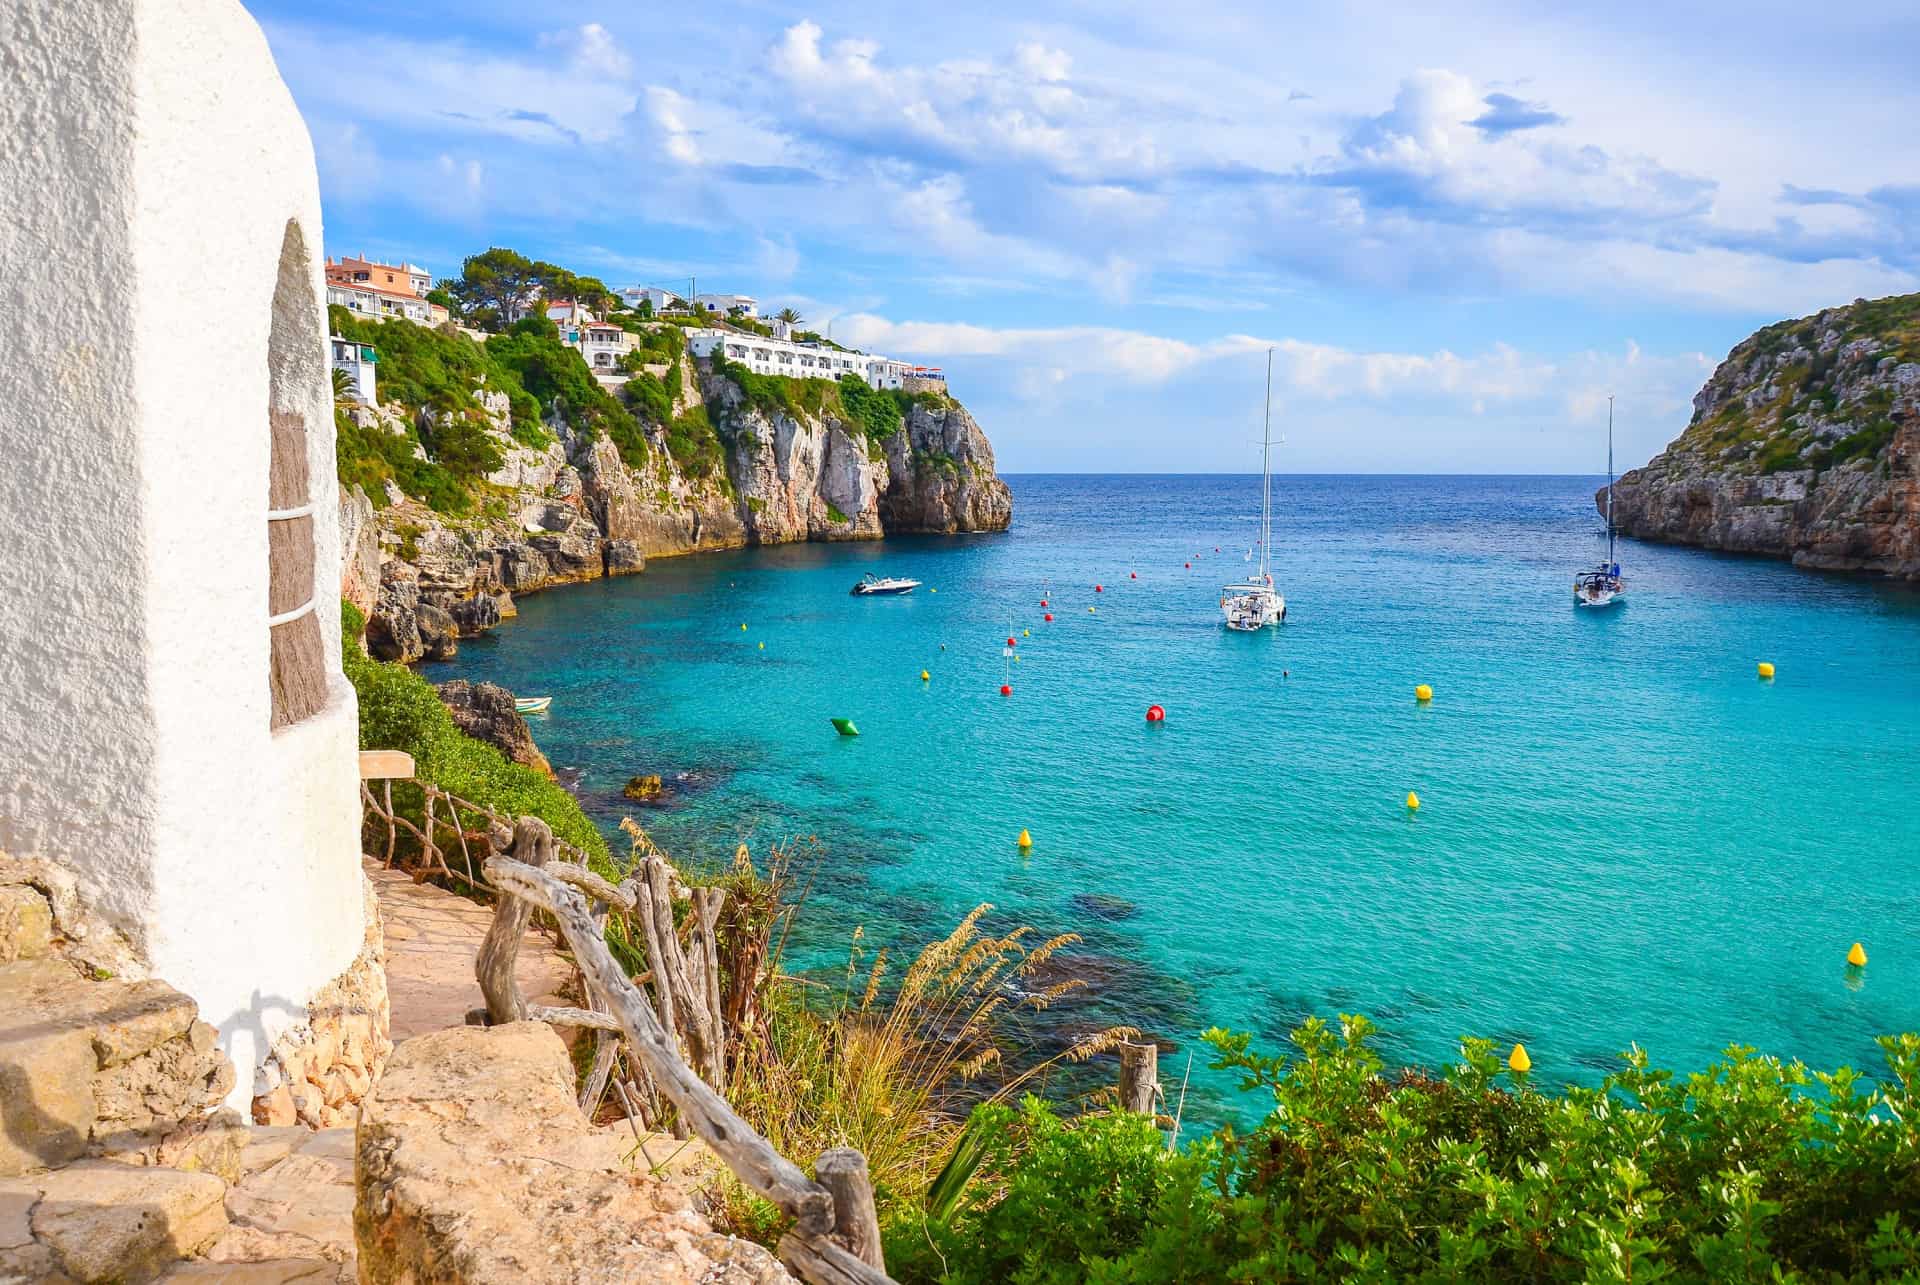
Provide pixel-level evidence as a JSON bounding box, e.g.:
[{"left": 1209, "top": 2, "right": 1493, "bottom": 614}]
[
  {"left": 892, "top": 1015, "right": 1920, "bottom": 1284},
  {"left": 487, "top": 320, "right": 649, "bottom": 467},
  {"left": 334, "top": 407, "right": 469, "bottom": 514},
  {"left": 340, "top": 601, "right": 610, "bottom": 867}
]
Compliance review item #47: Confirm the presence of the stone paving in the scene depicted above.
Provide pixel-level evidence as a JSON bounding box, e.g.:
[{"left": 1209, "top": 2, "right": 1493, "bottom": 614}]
[{"left": 363, "top": 858, "right": 576, "bottom": 1039}]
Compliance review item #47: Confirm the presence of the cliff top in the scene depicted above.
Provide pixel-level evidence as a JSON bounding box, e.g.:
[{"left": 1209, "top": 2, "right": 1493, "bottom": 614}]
[{"left": 1666, "top": 291, "right": 1919, "bottom": 478}]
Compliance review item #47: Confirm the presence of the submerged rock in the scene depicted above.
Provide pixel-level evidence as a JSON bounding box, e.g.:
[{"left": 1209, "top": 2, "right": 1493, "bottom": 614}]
[
  {"left": 1071, "top": 893, "right": 1138, "bottom": 922},
  {"left": 622, "top": 773, "right": 665, "bottom": 802}
]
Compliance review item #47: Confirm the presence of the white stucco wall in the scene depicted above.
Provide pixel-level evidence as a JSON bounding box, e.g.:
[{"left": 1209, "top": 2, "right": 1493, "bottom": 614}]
[{"left": 0, "top": 0, "right": 365, "bottom": 1108}]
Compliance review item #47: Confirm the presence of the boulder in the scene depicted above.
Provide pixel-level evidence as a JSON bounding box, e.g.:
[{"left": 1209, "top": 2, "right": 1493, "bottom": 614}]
[
  {"left": 365, "top": 570, "right": 423, "bottom": 663},
  {"left": 435, "top": 681, "right": 552, "bottom": 776},
  {"left": 0, "top": 885, "right": 51, "bottom": 963},
  {"left": 622, "top": 774, "right": 664, "bottom": 802},
  {"left": 415, "top": 602, "right": 459, "bottom": 662},
  {"left": 354, "top": 1023, "right": 790, "bottom": 1284},
  {"left": 19, "top": 1160, "right": 227, "bottom": 1283}
]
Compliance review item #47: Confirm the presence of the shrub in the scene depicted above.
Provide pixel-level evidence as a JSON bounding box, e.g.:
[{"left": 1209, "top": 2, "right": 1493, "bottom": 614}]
[
  {"left": 340, "top": 601, "right": 610, "bottom": 868},
  {"left": 891, "top": 1015, "right": 1920, "bottom": 1284}
]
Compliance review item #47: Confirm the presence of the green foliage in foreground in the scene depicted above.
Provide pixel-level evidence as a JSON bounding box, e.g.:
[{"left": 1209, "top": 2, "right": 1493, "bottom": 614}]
[
  {"left": 889, "top": 1016, "right": 1920, "bottom": 1285},
  {"left": 340, "top": 601, "right": 611, "bottom": 869}
]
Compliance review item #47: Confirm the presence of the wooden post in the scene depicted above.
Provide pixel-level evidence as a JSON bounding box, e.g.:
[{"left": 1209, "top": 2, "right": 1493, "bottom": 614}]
[
  {"left": 475, "top": 817, "right": 553, "bottom": 1024},
  {"left": 816, "top": 1148, "right": 884, "bottom": 1271},
  {"left": 1119, "top": 1041, "right": 1158, "bottom": 1115}
]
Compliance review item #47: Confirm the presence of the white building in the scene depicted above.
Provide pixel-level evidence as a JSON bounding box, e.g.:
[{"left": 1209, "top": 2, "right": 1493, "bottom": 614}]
[
  {"left": 547, "top": 303, "right": 637, "bottom": 377},
  {"left": 327, "top": 279, "right": 438, "bottom": 324},
  {"left": 685, "top": 328, "right": 918, "bottom": 389},
  {"left": 621, "top": 285, "right": 685, "bottom": 313},
  {"left": 2, "top": 0, "right": 375, "bottom": 1114},
  {"left": 330, "top": 335, "right": 377, "bottom": 404},
  {"left": 695, "top": 293, "right": 758, "bottom": 318}
]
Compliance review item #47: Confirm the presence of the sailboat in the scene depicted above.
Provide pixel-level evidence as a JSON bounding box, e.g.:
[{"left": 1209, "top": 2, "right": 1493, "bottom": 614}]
[
  {"left": 1221, "top": 349, "right": 1286, "bottom": 631},
  {"left": 1573, "top": 395, "right": 1626, "bottom": 608}
]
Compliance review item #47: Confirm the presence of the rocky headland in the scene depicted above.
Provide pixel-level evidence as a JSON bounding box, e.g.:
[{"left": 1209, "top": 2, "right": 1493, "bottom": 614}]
[
  {"left": 342, "top": 347, "right": 1012, "bottom": 662},
  {"left": 1605, "top": 292, "right": 1920, "bottom": 577}
]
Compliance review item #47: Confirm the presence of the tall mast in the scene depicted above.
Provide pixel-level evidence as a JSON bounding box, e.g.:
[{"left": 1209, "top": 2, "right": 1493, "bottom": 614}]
[
  {"left": 1606, "top": 394, "right": 1616, "bottom": 564},
  {"left": 1261, "top": 348, "right": 1273, "bottom": 581}
]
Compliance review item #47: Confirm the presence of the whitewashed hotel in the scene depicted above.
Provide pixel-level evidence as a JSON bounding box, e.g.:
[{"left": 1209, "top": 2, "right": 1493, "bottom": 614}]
[{"left": 686, "top": 328, "right": 919, "bottom": 389}]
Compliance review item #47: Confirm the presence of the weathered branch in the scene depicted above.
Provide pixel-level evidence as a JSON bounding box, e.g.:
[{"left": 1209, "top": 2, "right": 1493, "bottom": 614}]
[
  {"left": 1119, "top": 1041, "right": 1159, "bottom": 1115},
  {"left": 475, "top": 819, "right": 553, "bottom": 1023},
  {"left": 484, "top": 854, "right": 836, "bottom": 1238},
  {"left": 527, "top": 1005, "right": 624, "bottom": 1032},
  {"left": 777, "top": 1232, "right": 896, "bottom": 1285},
  {"left": 816, "top": 1148, "right": 884, "bottom": 1270}
]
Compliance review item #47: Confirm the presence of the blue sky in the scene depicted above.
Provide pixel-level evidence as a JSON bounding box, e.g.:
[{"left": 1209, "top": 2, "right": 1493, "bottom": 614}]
[{"left": 248, "top": 0, "right": 1920, "bottom": 473}]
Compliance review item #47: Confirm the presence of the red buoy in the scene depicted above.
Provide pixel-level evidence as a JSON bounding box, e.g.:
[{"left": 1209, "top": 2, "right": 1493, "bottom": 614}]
[
  {"left": 1184, "top": 561, "right": 1191, "bottom": 569},
  {"left": 1130, "top": 572, "right": 1137, "bottom": 579},
  {"left": 1043, "top": 613, "right": 1053, "bottom": 621},
  {"left": 1146, "top": 704, "right": 1166, "bottom": 723},
  {"left": 1095, "top": 584, "right": 1103, "bottom": 593},
  {"left": 1040, "top": 599, "right": 1049, "bottom": 607},
  {"left": 1006, "top": 637, "right": 1016, "bottom": 647},
  {"left": 1000, "top": 684, "right": 1012, "bottom": 696}
]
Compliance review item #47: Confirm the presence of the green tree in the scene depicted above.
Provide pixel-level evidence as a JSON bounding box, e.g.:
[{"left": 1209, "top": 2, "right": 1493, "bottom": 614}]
[{"left": 450, "top": 247, "right": 537, "bottom": 330}]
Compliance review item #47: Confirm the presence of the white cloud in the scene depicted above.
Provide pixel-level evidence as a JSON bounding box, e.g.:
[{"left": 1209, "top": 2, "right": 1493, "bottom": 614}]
[{"left": 539, "top": 23, "right": 632, "bottom": 78}]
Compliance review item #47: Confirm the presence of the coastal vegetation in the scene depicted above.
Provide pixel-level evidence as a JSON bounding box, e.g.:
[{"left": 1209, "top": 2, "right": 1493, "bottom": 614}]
[
  {"left": 883, "top": 1018, "right": 1920, "bottom": 1283},
  {"left": 339, "top": 600, "right": 611, "bottom": 868}
]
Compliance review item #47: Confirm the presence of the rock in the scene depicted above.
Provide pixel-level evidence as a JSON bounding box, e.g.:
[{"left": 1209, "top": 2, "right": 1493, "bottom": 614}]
[
  {"left": 1071, "top": 893, "right": 1138, "bottom": 923},
  {"left": 338, "top": 486, "right": 382, "bottom": 617},
  {"left": 0, "top": 959, "right": 97, "bottom": 1175},
  {"left": 444, "top": 592, "right": 501, "bottom": 638},
  {"left": 604, "top": 539, "right": 645, "bottom": 575},
  {"left": 365, "top": 569, "right": 423, "bottom": 663},
  {"left": 24, "top": 1160, "right": 227, "bottom": 1283},
  {"left": 1610, "top": 293, "right": 1920, "bottom": 579},
  {"left": 0, "top": 852, "right": 145, "bottom": 982},
  {"left": 354, "top": 1023, "right": 791, "bottom": 1284},
  {"left": 435, "top": 681, "right": 552, "bottom": 776},
  {"left": 415, "top": 602, "right": 459, "bottom": 661},
  {"left": 0, "top": 885, "right": 52, "bottom": 962},
  {"left": 100, "top": 1109, "right": 250, "bottom": 1187},
  {"left": 622, "top": 774, "right": 664, "bottom": 802}
]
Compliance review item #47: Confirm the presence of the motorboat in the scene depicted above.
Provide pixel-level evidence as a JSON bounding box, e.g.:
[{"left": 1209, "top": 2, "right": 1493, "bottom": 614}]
[
  {"left": 514, "top": 696, "right": 552, "bottom": 714},
  {"left": 851, "top": 575, "right": 921, "bottom": 596}
]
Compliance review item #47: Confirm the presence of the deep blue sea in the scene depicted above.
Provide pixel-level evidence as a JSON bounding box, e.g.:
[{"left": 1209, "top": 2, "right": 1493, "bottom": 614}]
[{"left": 426, "top": 474, "right": 1920, "bottom": 1123}]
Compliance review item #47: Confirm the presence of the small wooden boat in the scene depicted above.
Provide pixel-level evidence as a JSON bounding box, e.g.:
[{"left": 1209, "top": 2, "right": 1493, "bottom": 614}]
[{"left": 514, "top": 696, "right": 552, "bottom": 714}]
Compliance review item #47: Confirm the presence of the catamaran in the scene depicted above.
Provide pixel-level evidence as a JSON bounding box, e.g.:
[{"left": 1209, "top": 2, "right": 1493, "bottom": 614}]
[
  {"left": 1574, "top": 396, "right": 1627, "bottom": 608},
  {"left": 1221, "top": 348, "right": 1286, "bottom": 631}
]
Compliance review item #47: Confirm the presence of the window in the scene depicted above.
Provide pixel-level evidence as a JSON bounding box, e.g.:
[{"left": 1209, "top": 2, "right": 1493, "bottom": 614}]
[{"left": 267, "top": 220, "right": 329, "bottom": 729}]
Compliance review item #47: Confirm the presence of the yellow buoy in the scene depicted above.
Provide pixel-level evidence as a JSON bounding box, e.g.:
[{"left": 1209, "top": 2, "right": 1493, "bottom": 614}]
[
  {"left": 1088, "top": 606, "right": 1097, "bottom": 614},
  {"left": 740, "top": 623, "right": 748, "bottom": 632},
  {"left": 1017, "top": 829, "right": 1032, "bottom": 849},
  {"left": 758, "top": 642, "right": 764, "bottom": 650},
  {"left": 1848, "top": 941, "right": 1868, "bottom": 967},
  {"left": 1023, "top": 629, "right": 1030, "bottom": 638},
  {"left": 1757, "top": 661, "right": 1776, "bottom": 679},
  {"left": 1508, "top": 1043, "right": 1531, "bottom": 1073},
  {"left": 1406, "top": 791, "right": 1421, "bottom": 811},
  {"left": 1415, "top": 684, "right": 1433, "bottom": 702},
  {"left": 920, "top": 670, "right": 930, "bottom": 681}
]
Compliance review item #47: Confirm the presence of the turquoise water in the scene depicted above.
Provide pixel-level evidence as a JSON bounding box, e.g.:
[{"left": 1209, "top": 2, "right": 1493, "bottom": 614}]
[{"left": 426, "top": 475, "right": 1920, "bottom": 1120}]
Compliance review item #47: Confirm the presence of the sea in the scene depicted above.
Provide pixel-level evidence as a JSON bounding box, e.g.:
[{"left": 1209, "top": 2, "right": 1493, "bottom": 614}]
[{"left": 424, "top": 474, "right": 1920, "bottom": 1124}]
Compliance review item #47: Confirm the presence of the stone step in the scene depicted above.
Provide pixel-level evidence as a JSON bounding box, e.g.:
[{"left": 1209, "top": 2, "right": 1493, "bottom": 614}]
[
  {"left": 1, "top": 1159, "right": 227, "bottom": 1284},
  {"left": 1, "top": 958, "right": 234, "bottom": 1177},
  {"left": 0, "top": 885, "right": 52, "bottom": 963}
]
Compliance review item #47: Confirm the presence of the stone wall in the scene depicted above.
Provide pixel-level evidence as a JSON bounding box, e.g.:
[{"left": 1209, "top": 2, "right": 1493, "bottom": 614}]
[{"left": 254, "top": 875, "right": 393, "bottom": 1129}]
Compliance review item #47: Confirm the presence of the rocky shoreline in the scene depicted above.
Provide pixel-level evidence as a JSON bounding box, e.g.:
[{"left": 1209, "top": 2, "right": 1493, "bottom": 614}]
[
  {"left": 342, "top": 354, "right": 1012, "bottom": 662},
  {"left": 1604, "top": 293, "right": 1919, "bottom": 578}
]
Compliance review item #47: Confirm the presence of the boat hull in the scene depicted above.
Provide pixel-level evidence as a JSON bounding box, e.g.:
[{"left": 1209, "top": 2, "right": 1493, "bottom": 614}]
[{"left": 1222, "top": 588, "right": 1285, "bottom": 631}]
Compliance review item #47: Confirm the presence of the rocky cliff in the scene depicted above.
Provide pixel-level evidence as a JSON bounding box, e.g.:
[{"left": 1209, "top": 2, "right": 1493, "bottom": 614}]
[
  {"left": 343, "top": 353, "right": 1012, "bottom": 661},
  {"left": 1606, "top": 293, "right": 1920, "bottom": 578}
]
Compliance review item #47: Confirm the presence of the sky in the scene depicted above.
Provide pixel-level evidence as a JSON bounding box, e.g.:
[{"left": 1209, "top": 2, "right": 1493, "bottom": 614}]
[{"left": 248, "top": 0, "right": 1920, "bottom": 473}]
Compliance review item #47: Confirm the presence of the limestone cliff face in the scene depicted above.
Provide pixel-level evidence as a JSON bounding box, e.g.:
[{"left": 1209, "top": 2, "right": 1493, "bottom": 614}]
[
  {"left": 345, "top": 355, "right": 1013, "bottom": 661},
  {"left": 1606, "top": 293, "right": 1920, "bottom": 578}
]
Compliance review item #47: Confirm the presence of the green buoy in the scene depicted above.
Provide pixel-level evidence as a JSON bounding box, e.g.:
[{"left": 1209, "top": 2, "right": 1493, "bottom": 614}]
[{"left": 831, "top": 718, "right": 860, "bottom": 737}]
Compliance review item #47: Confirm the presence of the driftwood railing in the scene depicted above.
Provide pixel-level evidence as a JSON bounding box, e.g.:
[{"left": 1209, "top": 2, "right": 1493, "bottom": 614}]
[
  {"left": 479, "top": 816, "right": 894, "bottom": 1285},
  {"left": 357, "top": 757, "right": 1167, "bottom": 1282}
]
